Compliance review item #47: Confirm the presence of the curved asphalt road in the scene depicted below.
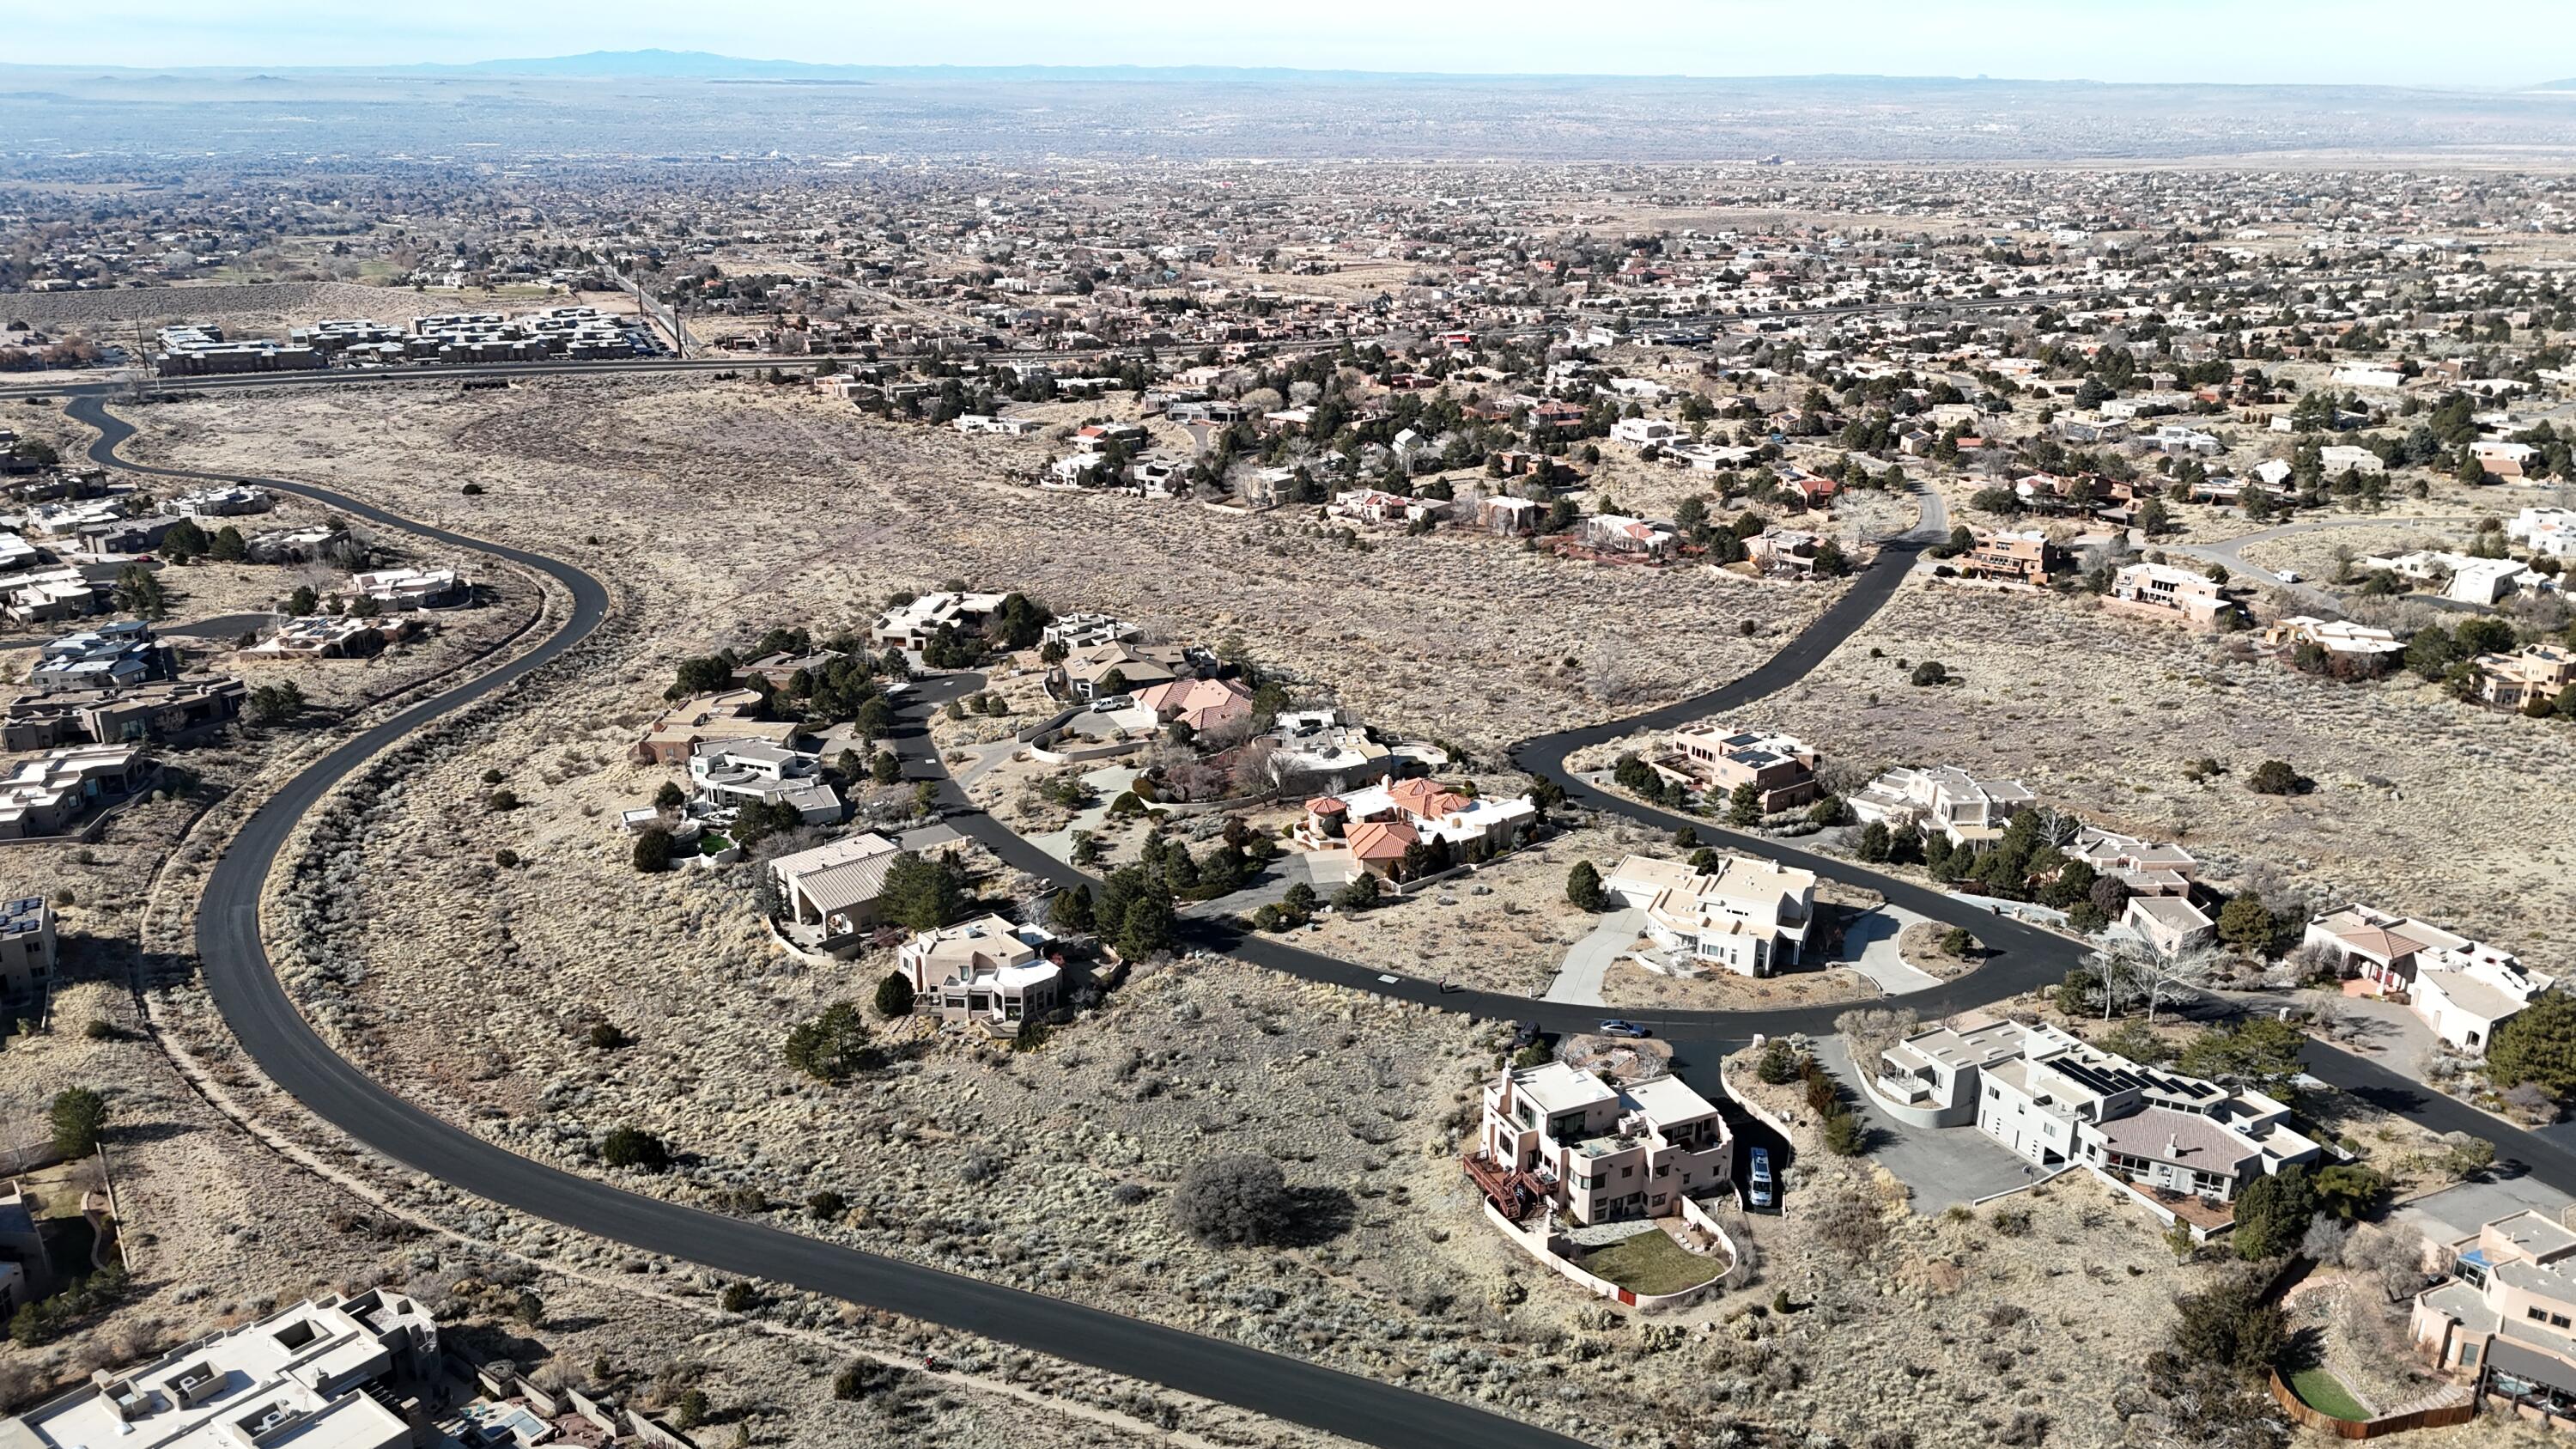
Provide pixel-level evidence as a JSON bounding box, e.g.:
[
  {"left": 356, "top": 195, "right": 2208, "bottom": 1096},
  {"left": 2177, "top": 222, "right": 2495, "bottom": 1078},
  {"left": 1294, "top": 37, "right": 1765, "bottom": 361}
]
[
  {"left": 77, "top": 393, "right": 2576, "bottom": 1437},
  {"left": 73, "top": 397, "right": 1588, "bottom": 1449},
  {"left": 908, "top": 484, "right": 2576, "bottom": 1208}
]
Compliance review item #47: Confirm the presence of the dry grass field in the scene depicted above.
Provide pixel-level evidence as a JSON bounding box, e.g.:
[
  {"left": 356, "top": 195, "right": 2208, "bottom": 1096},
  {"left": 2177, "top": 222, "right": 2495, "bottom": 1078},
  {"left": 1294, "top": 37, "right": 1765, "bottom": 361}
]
[
  {"left": 1771, "top": 569, "right": 2576, "bottom": 965},
  {"left": 70, "top": 368, "right": 2570, "bottom": 1442}
]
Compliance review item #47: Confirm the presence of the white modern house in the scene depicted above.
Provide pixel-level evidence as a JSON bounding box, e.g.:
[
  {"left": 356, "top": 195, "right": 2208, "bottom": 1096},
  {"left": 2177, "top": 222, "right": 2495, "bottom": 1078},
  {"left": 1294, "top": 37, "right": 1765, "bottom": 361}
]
[
  {"left": 2301, "top": 904, "right": 2554, "bottom": 1056},
  {"left": 1, "top": 1289, "right": 437, "bottom": 1449},
  {"left": 1847, "top": 765, "right": 2037, "bottom": 848},
  {"left": 1605, "top": 853, "right": 1817, "bottom": 977},
  {"left": 687, "top": 739, "right": 842, "bottom": 825},
  {"left": 897, "top": 914, "right": 1061, "bottom": 1030},
  {"left": 1874, "top": 1019, "right": 2322, "bottom": 1202}
]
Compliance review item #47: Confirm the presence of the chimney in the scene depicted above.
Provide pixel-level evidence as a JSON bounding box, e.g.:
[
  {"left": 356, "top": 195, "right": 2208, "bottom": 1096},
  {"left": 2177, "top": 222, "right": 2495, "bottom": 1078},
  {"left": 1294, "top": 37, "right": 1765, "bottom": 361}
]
[{"left": 2166, "top": 1134, "right": 2181, "bottom": 1158}]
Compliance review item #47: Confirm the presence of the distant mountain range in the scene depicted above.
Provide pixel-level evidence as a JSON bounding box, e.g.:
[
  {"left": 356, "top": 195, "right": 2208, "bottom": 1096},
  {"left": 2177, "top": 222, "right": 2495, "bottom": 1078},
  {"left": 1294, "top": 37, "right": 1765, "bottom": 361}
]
[{"left": 13, "top": 49, "right": 2576, "bottom": 90}]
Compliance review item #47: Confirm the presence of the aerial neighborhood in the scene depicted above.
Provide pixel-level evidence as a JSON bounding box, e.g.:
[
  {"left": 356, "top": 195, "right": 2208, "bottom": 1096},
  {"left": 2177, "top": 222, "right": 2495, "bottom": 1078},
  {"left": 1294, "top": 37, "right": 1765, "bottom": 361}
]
[{"left": 8, "top": 38, "right": 2576, "bottom": 1449}]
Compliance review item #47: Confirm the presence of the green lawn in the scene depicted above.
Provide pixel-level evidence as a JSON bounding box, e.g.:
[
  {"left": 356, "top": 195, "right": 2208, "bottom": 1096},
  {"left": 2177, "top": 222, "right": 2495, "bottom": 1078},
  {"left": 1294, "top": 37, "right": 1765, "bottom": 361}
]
[
  {"left": 2287, "top": 1367, "right": 2369, "bottom": 1422},
  {"left": 1575, "top": 1229, "right": 1724, "bottom": 1297}
]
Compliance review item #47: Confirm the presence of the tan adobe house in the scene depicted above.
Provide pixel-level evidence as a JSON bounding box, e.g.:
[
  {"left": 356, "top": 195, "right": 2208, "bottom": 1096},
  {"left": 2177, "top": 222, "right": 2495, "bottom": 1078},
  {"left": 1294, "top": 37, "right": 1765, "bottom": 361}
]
[
  {"left": 1467, "top": 1062, "right": 1730, "bottom": 1226},
  {"left": 1654, "top": 726, "right": 1818, "bottom": 812},
  {"left": 2411, "top": 1210, "right": 2576, "bottom": 1417},
  {"left": 2475, "top": 646, "right": 2576, "bottom": 713},
  {"left": 1959, "top": 527, "right": 2069, "bottom": 587},
  {"left": 630, "top": 687, "right": 796, "bottom": 766}
]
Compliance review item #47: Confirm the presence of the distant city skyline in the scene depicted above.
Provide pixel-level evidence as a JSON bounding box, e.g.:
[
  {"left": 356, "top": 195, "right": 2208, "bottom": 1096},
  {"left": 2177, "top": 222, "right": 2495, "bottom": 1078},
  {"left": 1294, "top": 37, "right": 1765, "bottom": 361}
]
[{"left": 12, "top": 0, "right": 2576, "bottom": 89}]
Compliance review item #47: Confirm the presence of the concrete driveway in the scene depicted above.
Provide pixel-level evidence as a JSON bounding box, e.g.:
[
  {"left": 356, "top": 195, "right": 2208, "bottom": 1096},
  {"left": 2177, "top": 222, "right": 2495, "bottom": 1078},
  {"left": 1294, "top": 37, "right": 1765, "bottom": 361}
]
[
  {"left": 2394, "top": 1172, "right": 2575, "bottom": 1246},
  {"left": 1543, "top": 906, "right": 1644, "bottom": 1006},
  {"left": 2311, "top": 989, "right": 2442, "bottom": 1080},
  {"left": 1812, "top": 1037, "right": 2043, "bottom": 1209},
  {"left": 1832, "top": 904, "right": 1941, "bottom": 995}
]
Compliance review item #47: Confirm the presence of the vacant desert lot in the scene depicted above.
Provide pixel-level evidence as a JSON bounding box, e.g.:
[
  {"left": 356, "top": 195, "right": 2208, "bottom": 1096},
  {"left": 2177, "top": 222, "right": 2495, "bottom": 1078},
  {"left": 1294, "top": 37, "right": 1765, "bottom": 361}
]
[
  {"left": 1772, "top": 569, "right": 2576, "bottom": 965},
  {"left": 112, "top": 375, "right": 1840, "bottom": 753}
]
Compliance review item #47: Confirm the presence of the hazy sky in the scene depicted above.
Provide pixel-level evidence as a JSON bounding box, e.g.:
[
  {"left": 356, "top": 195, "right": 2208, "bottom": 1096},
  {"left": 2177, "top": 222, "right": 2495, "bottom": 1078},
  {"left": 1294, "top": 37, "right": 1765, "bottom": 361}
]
[{"left": 13, "top": 0, "right": 2574, "bottom": 87}]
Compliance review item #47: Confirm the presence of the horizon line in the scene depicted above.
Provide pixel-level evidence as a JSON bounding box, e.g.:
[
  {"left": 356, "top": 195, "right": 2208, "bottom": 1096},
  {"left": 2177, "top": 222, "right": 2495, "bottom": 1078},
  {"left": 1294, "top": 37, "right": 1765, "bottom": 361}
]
[{"left": 1, "top": 49, "right": 2572, "bottom": 93}]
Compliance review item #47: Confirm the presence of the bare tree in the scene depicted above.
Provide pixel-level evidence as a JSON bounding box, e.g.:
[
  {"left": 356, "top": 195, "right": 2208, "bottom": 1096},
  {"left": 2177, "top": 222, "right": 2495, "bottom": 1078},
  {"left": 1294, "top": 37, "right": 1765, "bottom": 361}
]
[{"left": 2087, "top": 935, "right": 2228, "bottom": 1023}]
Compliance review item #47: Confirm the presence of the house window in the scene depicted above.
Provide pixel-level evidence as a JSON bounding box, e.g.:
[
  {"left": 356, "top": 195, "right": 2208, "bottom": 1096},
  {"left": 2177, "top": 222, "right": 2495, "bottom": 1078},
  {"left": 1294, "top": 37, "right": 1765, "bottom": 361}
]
[
  {"left": 2530, "top": 1307, "right": 2549, "bottom": 1323},
  {"left": 2555, "top": 1313, "right": 2572, "bottom": 1330}
]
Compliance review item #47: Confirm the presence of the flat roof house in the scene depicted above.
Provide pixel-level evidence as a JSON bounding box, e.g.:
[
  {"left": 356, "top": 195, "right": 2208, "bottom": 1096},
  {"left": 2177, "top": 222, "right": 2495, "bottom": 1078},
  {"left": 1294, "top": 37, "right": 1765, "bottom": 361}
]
[
  {"left": 872, "top": 591, "right": 1005, "bottom": 651},
  {"left": 1657, "top": 726, "right": 1818, "bottom": 813},
  {"left": 1959, "top": 528, "right": 2069, "bottom": 588},
  {"left": 1, "top": 1288, "right": 434, "bottom": 1449},
  {"left": 1468, "top": 1061, "right": 1731, "bottom": 1227},
  {"left": 1848, "top": 764, "right": 2036, "bottom": 848},
  {"left": 348, "top": 566, "right": 469, "bottom": 610},
  {"left": 1878, "top": 1020, "right": 2320, "bottom": 1204},
  {"left": 898, "top": 914, "right": 1062, "bottom": 1032},
  {"left": 2411, "top": 1210, "right": 2576, "bottom": 1417},
  {"left": 630, "top": 688, "right": 797, "bottom": 766},
  {"left": 2474, "top": 646, "right": 2576, "bottom": 714},
  {"left": 2107, "top": 562, "right": 2234, "bottom": 630},
  {"left": 688, "top": 739, "right": 843, "bottom": 826},
  {"left": 0, "top": 744, "right": 153, "bottom": 839},
  {"left": 0, "top": 898, "right": 55, "bottom": 1007},
  {"left": 2262, "top": 615, "right": 2403, "bottom": 661},
  {"left": 1606, "top": 852, "right": 1817, "bottom": 977}
]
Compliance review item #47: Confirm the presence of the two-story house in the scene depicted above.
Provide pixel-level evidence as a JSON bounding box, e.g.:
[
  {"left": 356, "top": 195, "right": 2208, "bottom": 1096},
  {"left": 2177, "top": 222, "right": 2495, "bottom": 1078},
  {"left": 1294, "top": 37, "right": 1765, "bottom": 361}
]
[
  {"left": 2413, "top": 1209, "right": 2576, "bottom": 1417},
  {"left": 1877, "top": 1020, "right": 2320, "bottom": 1202},
  {"left": 1606, "top": 852, "right": 1817, "bottom": 977},
  {"left": 1655, "top": 726, "right": 1819, "bottom": 813},
  {"left": 1469, "top": 1062, "right": 1731, "bottom": 1225},
  {"left": 1848, "top": 765, "right": 2037, "bottom": 849}
]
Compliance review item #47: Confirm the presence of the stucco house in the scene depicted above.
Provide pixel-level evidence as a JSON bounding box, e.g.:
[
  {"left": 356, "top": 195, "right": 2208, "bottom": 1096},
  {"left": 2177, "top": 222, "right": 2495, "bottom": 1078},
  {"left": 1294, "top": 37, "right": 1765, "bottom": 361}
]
[
  {"left": 897, "top": 915, "right": 1062, "bottom": 1031},
  {"left": 1467, "top": 1062, "right": 1731, "bottom": 1226},
  {"left": 1605, "top": 853, "right": 1816, "bottom": 977},
  {"left": 2302, "top": 904, "right": 2553, "bottom": 1056}
]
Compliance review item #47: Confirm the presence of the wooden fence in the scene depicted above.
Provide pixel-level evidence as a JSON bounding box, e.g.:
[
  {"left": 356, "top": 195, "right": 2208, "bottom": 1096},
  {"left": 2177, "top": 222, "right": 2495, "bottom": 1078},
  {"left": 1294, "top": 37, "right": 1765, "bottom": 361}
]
[{"left": 2268, "top": 1370, "right": 2477, "bottom": 1440}]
